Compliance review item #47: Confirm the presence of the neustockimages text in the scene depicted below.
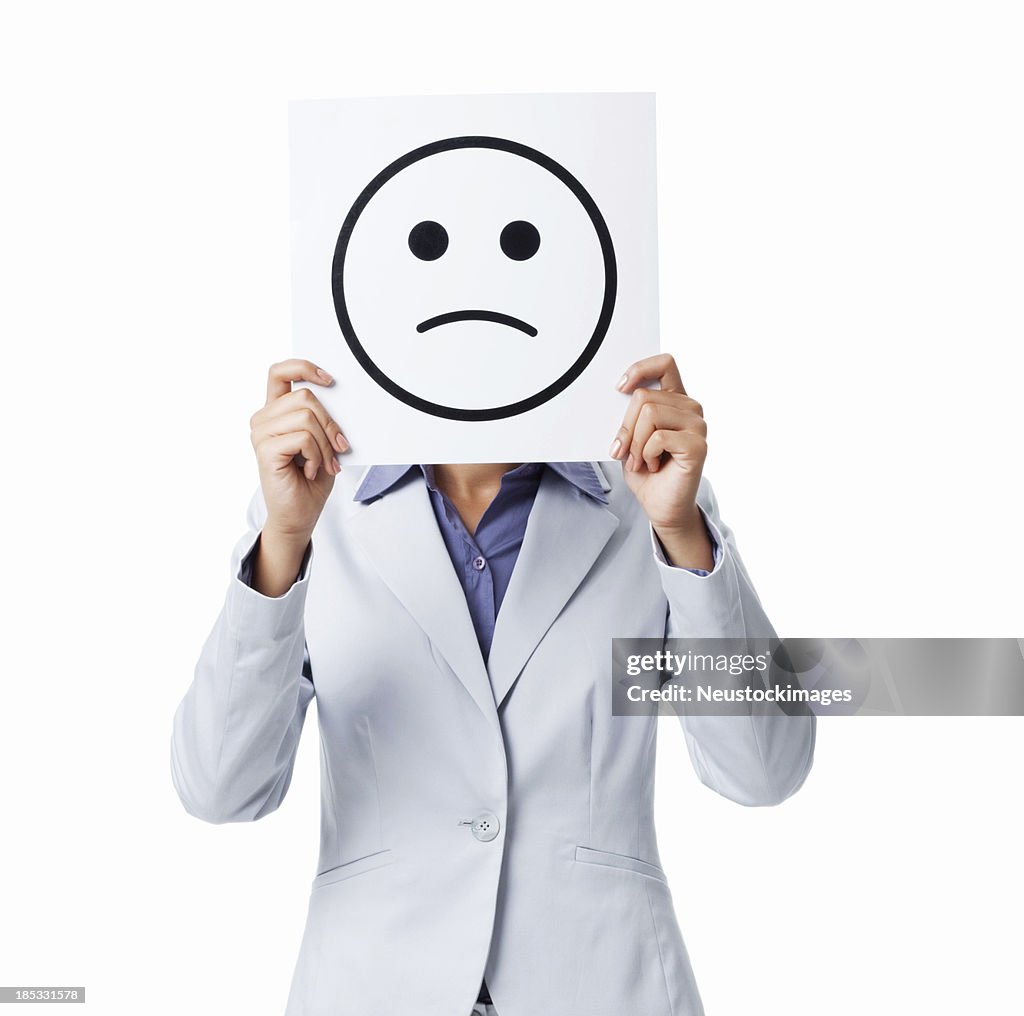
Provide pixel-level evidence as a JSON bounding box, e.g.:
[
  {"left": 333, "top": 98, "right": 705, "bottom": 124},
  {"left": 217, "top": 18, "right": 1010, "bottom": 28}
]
[{"left": 623, "top": 650, "right": 853, "bottom": 706}]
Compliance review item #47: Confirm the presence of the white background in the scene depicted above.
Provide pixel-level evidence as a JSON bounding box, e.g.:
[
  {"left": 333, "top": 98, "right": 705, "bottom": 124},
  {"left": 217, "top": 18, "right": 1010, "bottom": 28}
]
[{"left": 1, "top": 2, "right": 1021, "bottom": 1015}]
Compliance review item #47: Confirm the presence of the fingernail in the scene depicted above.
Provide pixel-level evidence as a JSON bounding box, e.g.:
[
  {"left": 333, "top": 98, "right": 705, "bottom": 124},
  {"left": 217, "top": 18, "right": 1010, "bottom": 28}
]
[
  {"left": 626, "top": 454, "right": 635, "bottom": 471},
  {"left": 617, "top": 373, "right": 629, "bottom": 391},
  {"left": 316, "top": 368, "right": 334, "bottom": 384},
  {"left": 337, "top": 434, "right": 350, "bottom": 453},
  {"left": 609, "top": 438, "right": 622, "bottom": 459}
]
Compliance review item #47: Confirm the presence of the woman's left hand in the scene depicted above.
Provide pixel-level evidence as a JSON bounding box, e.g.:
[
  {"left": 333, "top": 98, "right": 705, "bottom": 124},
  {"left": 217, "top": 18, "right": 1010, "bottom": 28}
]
[{"left": 610, "top": 354, "right": 714, "bottom": 570}]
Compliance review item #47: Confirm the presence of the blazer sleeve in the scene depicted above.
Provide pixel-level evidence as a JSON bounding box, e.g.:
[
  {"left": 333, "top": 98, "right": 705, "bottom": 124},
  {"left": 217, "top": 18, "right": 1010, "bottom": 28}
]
[
  {"left": 654, "top": 476, "right": 816, "bottom": 807},
  {"left": 170, "top": 488, "right": 315, "bottom": 824}
]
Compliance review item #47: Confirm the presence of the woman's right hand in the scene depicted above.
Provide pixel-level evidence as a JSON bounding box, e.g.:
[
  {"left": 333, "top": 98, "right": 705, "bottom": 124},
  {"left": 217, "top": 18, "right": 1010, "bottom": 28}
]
[{"left": 248, "top": 359, "right": 349, "bottom": 596}]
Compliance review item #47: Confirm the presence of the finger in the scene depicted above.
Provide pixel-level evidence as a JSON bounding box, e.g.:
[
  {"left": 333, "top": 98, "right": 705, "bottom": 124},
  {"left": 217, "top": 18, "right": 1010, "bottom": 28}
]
[
  {"left": 252, "top": 410, "right": 340, "bottom": 476},
  {"left": 610, "top": 389, "right": 704, "bottom": 461},
  {"left": 254, "top": 388, "right": 350, "bottom": 453},
  {"left": 640, "top": 428, "right": 708, "bottom": 473},
  {"left": 626, "top": 403, "right": 705, "bottom": 472},
  {"left": 265, "top": 359, "right": 334, "bottom": 405},
  {"left": 617, "top": 354, "right": 685, "bottom": 395},
  {"left": 257, "top": 431, "right": 324, "bottom": 482}
]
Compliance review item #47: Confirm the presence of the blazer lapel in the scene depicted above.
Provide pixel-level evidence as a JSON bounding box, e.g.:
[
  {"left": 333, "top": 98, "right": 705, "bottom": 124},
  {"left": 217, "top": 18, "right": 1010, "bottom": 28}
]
[
  {"left": 487, "top": 467, "right": 621, "bottom": 708},
  {"left": 344, "top": 477, "right": 499, "bottom": 730}
]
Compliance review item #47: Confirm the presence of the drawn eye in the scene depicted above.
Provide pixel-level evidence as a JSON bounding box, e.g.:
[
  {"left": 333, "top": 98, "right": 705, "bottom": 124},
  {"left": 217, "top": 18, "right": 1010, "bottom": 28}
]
[
  {"left": 408, "top": 220, "right": 449, "bottom": 261},
  {"left": 500, "top": 220, "right": 541, "bottom": 261}
]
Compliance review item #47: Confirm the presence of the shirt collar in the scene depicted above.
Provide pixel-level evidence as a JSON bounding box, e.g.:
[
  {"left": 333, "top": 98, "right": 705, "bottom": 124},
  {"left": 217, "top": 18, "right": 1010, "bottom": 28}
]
[
  {"left": 353, "top": 462, "right": 609, "bottom": 505},
  {"left": 544, "top": 462, "right": 610, "bottom": 503},
  {"left": 352, "top": 464, "right": 420, "bottom": 503}
]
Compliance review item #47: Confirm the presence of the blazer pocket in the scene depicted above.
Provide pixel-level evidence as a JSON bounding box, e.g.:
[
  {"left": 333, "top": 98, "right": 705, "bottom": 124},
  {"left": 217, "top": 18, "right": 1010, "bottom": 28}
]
[
  {"left": 312, "top": 848, "right": 395, "bottom": 890},
  {"left": 575, "top": 845, "right": 668, "bottom": 884}
]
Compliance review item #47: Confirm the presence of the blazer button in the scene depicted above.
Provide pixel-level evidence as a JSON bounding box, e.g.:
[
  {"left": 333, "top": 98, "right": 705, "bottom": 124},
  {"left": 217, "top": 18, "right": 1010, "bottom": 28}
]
[{"left": 470, "top": 811, "right": 500, "bottom": 842}]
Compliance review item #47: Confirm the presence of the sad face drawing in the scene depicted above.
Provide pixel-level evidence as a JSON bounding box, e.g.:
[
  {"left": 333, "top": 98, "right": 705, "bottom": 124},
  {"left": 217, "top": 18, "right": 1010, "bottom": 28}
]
[{"left": 331, "top": 137, "right": 617, "bottom": 421}]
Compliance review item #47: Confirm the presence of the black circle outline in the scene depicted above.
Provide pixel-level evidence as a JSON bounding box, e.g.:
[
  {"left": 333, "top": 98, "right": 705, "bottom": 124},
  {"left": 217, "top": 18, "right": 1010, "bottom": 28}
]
[{"left": 331, "top": 136, "right": 617, "bottom": 422}]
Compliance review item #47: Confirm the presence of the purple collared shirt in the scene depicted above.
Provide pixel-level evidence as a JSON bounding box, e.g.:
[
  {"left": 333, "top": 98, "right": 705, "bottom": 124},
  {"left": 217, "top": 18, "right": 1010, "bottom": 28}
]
[{"left": 353, "top": 462, "right": 712, "bottom": 660}]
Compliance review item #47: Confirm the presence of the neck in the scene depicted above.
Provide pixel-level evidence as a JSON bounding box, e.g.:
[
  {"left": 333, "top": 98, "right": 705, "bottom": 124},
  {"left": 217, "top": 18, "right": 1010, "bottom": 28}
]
[{"left": 430, "top": 462, "right": 523, "bottom": 499}]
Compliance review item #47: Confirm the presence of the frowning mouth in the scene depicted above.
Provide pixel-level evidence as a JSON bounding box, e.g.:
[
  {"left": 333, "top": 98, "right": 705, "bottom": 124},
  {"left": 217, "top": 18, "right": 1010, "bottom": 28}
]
[{"left": 416, "top": 310, "right": 538, "bottom": 337}]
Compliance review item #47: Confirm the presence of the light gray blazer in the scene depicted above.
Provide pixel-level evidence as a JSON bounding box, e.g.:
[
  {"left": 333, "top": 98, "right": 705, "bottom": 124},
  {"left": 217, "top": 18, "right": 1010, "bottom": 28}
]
[{"left": 171, "top": 462, "right": 815, "bottom": 1016}]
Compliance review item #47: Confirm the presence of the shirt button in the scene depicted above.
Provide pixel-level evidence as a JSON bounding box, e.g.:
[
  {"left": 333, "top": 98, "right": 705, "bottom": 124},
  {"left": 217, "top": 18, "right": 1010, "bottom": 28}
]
[
  {"left": 470, "top": 811, "right": 500, "bottom": 842},
  {"left": 472, "top": 556, "right": 487, "bottom": 571}
]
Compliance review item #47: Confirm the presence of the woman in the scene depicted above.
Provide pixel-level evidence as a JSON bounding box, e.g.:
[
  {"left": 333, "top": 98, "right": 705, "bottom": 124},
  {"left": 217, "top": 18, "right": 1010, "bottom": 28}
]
[{"left": 171, "top": 352, "right": 815, "bottom": 1016}]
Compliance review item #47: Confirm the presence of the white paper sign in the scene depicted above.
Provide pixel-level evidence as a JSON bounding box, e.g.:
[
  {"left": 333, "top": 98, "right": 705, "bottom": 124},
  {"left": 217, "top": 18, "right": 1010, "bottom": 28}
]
[{"left": 289, "top": 92, "right": 659, "bottom": 464}]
